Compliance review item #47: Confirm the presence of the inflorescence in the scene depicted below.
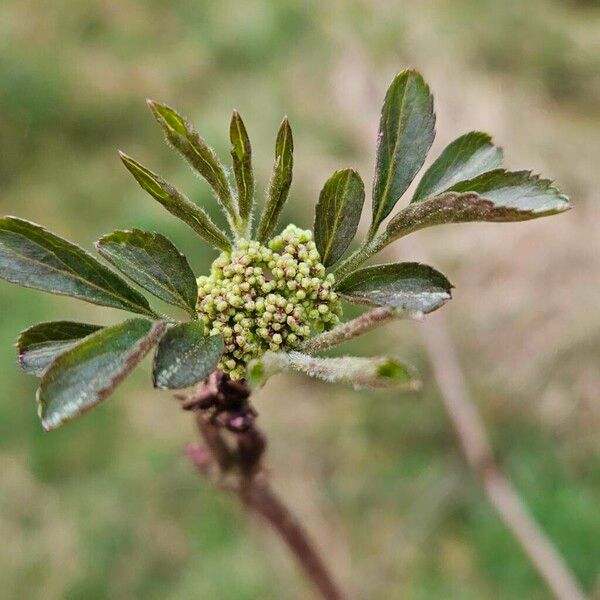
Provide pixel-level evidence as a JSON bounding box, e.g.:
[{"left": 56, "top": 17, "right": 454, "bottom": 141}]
[{"left": 196, "top": 225, "right": 342, "bottom": 379}]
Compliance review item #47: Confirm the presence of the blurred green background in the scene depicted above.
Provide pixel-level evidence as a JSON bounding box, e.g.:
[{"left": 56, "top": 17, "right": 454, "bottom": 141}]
[{"left": 1, "top": 1, "right": 599, "bottom": 598}]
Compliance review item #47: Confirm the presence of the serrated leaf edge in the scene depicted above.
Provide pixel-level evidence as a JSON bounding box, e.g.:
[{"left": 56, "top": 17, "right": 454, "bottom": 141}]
[
  {"left": 95, "top": 228, "right": 198, "bottom": 318},
  {"left": 0, "top": 216, "right": 157, "bottom": 317},
  {"left": 38, "top": 319, "right": 166, "bottom": 431}
]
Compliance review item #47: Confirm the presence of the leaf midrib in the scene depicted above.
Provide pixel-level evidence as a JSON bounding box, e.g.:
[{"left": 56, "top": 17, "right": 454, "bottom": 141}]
[
  {"left": 1, "top": 230, "right": 153, "bottom": 314},
  {"left": 101, "top": 237, "right": 194, "bottom": 311},
  {"left": 374, "top": 74, "right": 412, "bottom": 226},
  {"left": 323, "top": 171, "right": 353, "bottom": 264}
]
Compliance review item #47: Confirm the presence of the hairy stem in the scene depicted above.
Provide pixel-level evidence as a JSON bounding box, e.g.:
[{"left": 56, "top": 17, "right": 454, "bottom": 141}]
[
  {"left": 183, "top": 374, "right": 345, "bottom": 600},
  {"left": 300, "top": 306, "right": 399, "bottom": 354},
  {"left": 331, "top": 235, "right": 386, "bottom": 282}
]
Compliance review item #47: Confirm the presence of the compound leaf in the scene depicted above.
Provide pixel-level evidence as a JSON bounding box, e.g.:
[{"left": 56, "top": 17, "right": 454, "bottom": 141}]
[{"left": 385, "top": 170, "right": 571, "bottom": 243}]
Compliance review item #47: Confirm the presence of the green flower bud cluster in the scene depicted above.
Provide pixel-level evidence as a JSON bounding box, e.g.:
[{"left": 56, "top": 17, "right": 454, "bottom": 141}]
[{"left": 197, "top": 224, "right": 342, "bottom": 379}]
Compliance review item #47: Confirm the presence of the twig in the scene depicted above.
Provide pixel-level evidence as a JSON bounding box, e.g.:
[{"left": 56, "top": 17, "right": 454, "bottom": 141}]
[
  {"left": 183, "top": 373, "right": 346, "bottom": 600},
  {"left": 418, "top": 314, "right": 586, "bottom": 600},
  {"left": 300, "top": 306, "right": 398, "bottom": 354},
  {"left": 239, "top": 473, "right": 344, "bottom": 600}
]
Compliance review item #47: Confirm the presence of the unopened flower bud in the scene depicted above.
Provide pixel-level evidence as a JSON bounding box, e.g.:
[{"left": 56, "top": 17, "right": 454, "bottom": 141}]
[{"left": 196, "top": 225, "right": 342, "bottom": 379}]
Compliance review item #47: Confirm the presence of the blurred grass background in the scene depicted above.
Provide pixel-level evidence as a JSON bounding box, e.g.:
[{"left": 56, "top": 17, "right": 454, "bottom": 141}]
[{"left": 1, "top": 0, "right": 599, "bottom": 598}]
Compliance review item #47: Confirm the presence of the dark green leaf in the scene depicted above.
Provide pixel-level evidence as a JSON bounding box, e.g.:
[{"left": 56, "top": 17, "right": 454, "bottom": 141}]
[
  {"left": 152, "top": 322, "right": 223, "bottom": 389},
  {"left": 38, "top": 319, "right": 166, "bottom": 430},
  {"left": 256, "top": 117, "right": 293, "bottom": 243},
  {"left": 230, "top": 110, "right": 255, "bottom": 233},
  {"left": 447, "top": 169, "right": 570, "bottom": 207},
  {"left": 314, "top": 169, "right": 365, "bottom": 267},
  {"left": 384, "top": 170, "right": 571, "bottom": 243},
  {"left": 17, "top": 321, "right": 102, "bottom": 377},
  {"left": 371, "top": 70, "right": 435, "bottom": 235},
  {"left": 336, "top": 262, "right": 453, "bottom": 315},
  {"left": 96, "top": 229, "right": 198, "bottom": 318},
  {"left": 147, "top": 100, "right": 239, "bottom": 228},
  {"left": 412, "top": 131, "right": 503, "bottom": 202},
  {"left": 119, "top": 152, "right": 231, "bottom": 252},
  {"left": 0, "top": 217, "right": 156, "bottom": 316}
]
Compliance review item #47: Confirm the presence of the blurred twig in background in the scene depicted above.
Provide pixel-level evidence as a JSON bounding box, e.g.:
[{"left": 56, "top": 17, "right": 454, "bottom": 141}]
[{"left": 412, "top": 239, "right": 586, "bottom": 600}]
